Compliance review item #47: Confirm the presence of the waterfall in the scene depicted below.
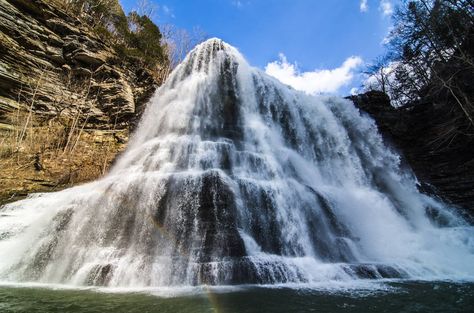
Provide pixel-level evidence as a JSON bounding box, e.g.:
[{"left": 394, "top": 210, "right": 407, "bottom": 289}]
[{"left": 0, "top": 38, "right": 473, "bottom": 287}]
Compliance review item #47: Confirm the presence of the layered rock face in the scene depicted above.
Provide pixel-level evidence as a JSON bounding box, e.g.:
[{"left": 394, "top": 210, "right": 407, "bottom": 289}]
[
  {"left": 0, "top": 0, "right": 161, "bottom": 204},
  {"left": 350, "top": 91, "right": 474, "bottom": 218},
  {"left": 0, "top": 0, "right": 157, "bottom": 129}
]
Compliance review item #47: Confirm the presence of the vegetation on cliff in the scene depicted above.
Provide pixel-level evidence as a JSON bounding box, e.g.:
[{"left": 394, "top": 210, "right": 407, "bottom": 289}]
[{"left": 50, "top": 0, "right": 168, "bottom": 74}]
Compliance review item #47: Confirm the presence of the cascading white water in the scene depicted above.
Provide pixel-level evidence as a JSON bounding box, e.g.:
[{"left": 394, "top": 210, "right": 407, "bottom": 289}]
[{"left": 0, "top": 38, "right": 473, "bottom": 287}]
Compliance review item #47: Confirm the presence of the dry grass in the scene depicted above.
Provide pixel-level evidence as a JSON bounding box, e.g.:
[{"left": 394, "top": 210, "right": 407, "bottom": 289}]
[{"left": 0, "top": 110, "right": 128, "bottom": 205}]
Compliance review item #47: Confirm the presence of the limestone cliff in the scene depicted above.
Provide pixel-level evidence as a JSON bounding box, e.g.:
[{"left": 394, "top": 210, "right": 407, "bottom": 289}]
[
  {"left": 0, "top": 0, "right": 157, "bottom": 128},
  {"left": 0, "top": 0, "right": 163, "bottom": 204}
]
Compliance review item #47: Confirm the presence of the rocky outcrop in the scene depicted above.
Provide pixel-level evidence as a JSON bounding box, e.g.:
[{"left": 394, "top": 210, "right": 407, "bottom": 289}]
[
  {"left": 0, "top": 0, "right": 157, "bottom": 129},
  {"left": 350, "top": 91, "right": 474, "bottom": 218}
]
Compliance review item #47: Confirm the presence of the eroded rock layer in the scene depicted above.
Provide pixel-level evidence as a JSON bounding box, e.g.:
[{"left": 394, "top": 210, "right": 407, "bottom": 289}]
[{"left": 0, "top": 0, "right": 157, "bottom": 128}]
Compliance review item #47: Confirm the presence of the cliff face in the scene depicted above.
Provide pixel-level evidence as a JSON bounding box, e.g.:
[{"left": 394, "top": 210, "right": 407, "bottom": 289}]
[
  {"left": 350, "top": 91, "right": 474, "bottom": 218},
  {"left": 0, "top": 0, "right": 160, "bottom": 204},
  {"left": 0, "top": 0, "right": 157, "bottom": 127}
]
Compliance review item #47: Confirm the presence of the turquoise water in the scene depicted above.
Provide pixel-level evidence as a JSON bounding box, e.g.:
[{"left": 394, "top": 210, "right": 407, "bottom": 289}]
[{"left": 0, "top": 281, "right": 473, "bottom": 313}]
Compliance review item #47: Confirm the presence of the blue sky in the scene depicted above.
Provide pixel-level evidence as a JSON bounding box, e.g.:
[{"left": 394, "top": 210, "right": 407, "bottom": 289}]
[{"left": 119, "top": 0, "right": 399, "bottom": 95}]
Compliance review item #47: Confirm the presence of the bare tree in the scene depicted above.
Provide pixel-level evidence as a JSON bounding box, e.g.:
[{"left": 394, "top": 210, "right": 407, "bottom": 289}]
[
  {"left": 161, "top": 24, "right": 208, "bottom": 69},
  {"left": 136, "top": 0, "right": 159, "bottom": 19}
]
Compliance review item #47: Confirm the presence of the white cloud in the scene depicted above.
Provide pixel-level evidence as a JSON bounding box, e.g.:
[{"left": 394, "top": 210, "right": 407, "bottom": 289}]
[
  {"left": 360, "top": 0, "right": 369, "bottom": 12},
  {"left": 231, "top": 1, "right": 251, "bottom": 8},
  {"left": 232, "top": 1, "right": 243, "bottom": 8},
  {"left": 265, "top": 54, "right": 363, "bottom": 95},
  {"left": 162, "top": 5, "right": 175, "bottom": 18},
  {"left": 380, "top": 0, "right": 393, "bottom": 16}
]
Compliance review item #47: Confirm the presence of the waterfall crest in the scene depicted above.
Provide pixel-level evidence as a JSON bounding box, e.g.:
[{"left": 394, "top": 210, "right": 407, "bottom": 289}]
[{"left": 1, "top": 38, "right": 473, "bottom": 286}]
